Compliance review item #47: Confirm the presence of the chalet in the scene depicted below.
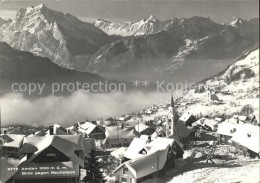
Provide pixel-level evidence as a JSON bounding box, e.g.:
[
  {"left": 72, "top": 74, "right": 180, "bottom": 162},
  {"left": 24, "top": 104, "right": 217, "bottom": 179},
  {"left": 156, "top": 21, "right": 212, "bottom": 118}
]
[
  {"left": 8, "top": 135, "right": 95, "bottom": 183},
  {"left": 46, "top": 124, "right": 67, "bottom": 135},
  {"left": 179, "top": 113, "right": 196, "bottom": 126},
  {"left": 202, "top": 119, "right": 220, "bottom": 132},
  {"left": 0, "top": 133, "right": 25, "bottom": 158},
  {"left": 192, "top": 118, "right": 220, "bottom": 132},
  {"left": 134, "top": 123, "right": 155, "bottom": 135},
  {"left": 103, "top": 126, "right": 138, "bottom": 148},
  {"left": 230, "top": 124, "right": 260, "bottom": 158},
  {"left": 113, "top": 137, "right": 184, "bottom": 183},
  {"left": 216, "top": 121, "right": 243, "bottom": 144},
  {"left": 77, "top": 121, "right": 105, "bottom": 139}
]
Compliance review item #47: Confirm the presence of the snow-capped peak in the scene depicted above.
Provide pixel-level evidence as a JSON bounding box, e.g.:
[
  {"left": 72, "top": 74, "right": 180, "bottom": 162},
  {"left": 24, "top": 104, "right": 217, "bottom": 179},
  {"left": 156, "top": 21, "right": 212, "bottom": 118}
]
[
  {"left": 229, "top": 18, "right": 245, "bottom": 27},
  {"left": 94, "top": 15, "right": 165, "bottom": 36},
  {"left": 147, "top": 15, "right": 159, "bottom": 22}
]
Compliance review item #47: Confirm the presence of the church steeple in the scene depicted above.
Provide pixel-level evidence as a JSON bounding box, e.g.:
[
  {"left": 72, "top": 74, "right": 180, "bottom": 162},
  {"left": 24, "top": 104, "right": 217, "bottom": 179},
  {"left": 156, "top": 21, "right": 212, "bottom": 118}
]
[{"left": 171, "top": 94, "right": 174, "bottom": 108}]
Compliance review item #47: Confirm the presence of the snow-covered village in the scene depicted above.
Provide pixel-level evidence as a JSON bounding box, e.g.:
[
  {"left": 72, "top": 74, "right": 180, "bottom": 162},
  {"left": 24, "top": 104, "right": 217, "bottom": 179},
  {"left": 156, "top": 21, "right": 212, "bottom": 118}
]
[
  {"left": 0, "top": 1, "right": 259, "bottom": 183},
  {"left": 1, "top": 48, "right": 259, "bottom": 182}
]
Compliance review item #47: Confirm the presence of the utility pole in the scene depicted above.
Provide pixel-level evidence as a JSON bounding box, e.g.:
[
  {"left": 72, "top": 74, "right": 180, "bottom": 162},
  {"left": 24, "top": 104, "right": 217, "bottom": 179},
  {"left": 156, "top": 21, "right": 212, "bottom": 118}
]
[
  {"left": 117, "top": 121, "right": 119, "bottom": 147},
  {"left": 157, "top": 153, "right": 159, "bottom": 183}
]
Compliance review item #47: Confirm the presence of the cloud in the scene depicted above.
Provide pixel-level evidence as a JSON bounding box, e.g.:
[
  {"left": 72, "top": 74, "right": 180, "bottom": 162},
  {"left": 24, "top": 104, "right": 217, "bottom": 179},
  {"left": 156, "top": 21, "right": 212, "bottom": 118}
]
[{"left": 0, "top": 91, "right": 172, "bottom": 127}]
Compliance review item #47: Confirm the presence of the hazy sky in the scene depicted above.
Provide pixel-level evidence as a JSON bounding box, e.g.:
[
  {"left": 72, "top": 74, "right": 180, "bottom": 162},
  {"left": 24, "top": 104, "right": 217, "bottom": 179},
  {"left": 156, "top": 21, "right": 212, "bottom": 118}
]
[{"left": 0, "top": 0, "right": 259, "bottom": 23}]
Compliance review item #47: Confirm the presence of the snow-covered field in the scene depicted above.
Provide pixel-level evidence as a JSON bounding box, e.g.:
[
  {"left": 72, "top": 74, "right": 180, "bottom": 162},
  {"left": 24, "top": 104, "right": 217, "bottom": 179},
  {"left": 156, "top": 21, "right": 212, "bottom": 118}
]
[{"left": 143, "top": 144, "right": 260, "bottom": 183}]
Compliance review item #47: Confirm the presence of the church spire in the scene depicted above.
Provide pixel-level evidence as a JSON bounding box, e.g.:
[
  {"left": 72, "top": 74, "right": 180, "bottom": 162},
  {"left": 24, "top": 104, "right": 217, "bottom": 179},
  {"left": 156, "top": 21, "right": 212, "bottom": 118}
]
[{"left": 171, "top": 94, "right": 174, "bottom": 107}]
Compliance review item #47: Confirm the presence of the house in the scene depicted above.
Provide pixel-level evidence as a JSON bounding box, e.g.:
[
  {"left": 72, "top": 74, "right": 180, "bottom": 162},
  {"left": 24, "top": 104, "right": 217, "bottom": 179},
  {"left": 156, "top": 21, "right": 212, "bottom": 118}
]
[
  {"left": 103, "top": 126, "right": 137, "bottom": 148},
  {"left": 0, "top": 127, "right": 8, "bottom": 134},
  {"left": 117, "top": 115, "right": 131, "bottom": 121},
  {"left": 230, "top": 124, "right": 260, "bottom": 158},
  {"left": 77, "top": 121, "right": 105, "bottom": 139},
  {"left": 179, "top": 113, "right": 196, "bottom": 126},
  {"left": 207, "top": 91, "right": 221, "bottom": 102},
  {"left": 114, "top": 137, "right": 184, "bottom": 183},
  {"left": 0, "top": 133, "right": 25, "bottom": 158},
  {"left": 216, "top": 121, "right": 243, "bottom": 144},
  {"left": 192, "top": 118, "right": 220, "bottom": 132},
  {"left": 134, "top": 123, "right": 155, "bottom": 135},
  {"left": 8, "top": 134, "right": 95, "bottom": 183},
  {"left": 45, "top": 124, "right": 67, "bottom": 135}
]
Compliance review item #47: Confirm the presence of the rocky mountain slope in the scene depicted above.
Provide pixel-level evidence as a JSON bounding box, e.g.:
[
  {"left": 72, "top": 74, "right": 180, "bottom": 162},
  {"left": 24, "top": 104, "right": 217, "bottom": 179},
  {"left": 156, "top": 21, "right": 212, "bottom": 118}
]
[
  {"left": 0, "top": 42, "right": 106, "bottom": 97},
  {"left": 94, "top": 15, "right": 171, "bottom": 37},
  {"left": 88, "top": 16, "right": 258, "bottom": 80},
  {"left": 0, "top": 4, "right": 111, "bottom": 70},
  {"left": 0, "top": 4, "right": 258, "bottom": 81},
  {"left": 0, "top": 17, "right": 6, "bottom": 26}
]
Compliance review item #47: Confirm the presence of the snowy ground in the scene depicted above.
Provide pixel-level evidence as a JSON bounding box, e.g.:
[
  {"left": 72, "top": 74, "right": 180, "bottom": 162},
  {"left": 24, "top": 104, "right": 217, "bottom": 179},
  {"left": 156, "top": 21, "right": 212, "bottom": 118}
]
[{"left": 143, "top": 144, "right": 260, "bottom": 183}]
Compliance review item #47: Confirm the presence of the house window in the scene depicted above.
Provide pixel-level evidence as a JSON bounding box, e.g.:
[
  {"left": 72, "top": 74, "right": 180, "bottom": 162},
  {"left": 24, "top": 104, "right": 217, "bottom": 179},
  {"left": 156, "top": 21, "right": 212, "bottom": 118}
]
[
  {"left": 122, "top": 177, "right": 127, "bottom": 182},
  {"left": 123, "top": 167, "right": 128, "bottom": 174}
]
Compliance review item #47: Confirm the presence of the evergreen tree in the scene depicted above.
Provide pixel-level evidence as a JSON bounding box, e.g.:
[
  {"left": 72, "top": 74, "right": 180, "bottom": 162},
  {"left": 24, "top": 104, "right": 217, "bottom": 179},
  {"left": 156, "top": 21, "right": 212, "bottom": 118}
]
[{"left": 83, "top": 150, "right": 105, "bottom": 183}]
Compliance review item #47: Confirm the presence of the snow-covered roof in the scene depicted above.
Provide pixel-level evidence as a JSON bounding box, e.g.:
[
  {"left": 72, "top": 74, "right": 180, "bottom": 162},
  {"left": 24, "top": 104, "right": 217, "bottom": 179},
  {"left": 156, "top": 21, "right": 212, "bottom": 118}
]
[
  {"left": 216, "top": 121, "right": 244, "bottom": 137},
  {"left": 111, "top": 147, "right": 128, "bottom": 159},
  {"left": 105, "top": 126, "right": 136, "bottom": 139},
  {"left": 79, "top": 122, "right": 96, "bottom": 133},
  {"left": 134, "top": 123, "right": 151, "bottom": 133},
  {"left": 115, "top": 137, "right": 178, "bottom": 178},
  {"left": 124, "top": 136, "right": 176, "bottom": 160},
  {"left": 231, "top": 124, "right": 260, "bottom": 154},
  {"left": 27, "top": 131, "right": 46, "bottom": 137},
  {"left": 179, "top": 113, "right": 192, "bottom": 122},
  {"left": 0, "top": 134, "right": 25, "bottom": 148},
  {"left": 203, "top": 119, "right": 220, "bottom": 129},
  {"left": 124, "top": 138, "right": 148, "bottom": 159},
  {"left": 192, "top": 118, "right": 220, "bottom": 130},
  {"left": 125, "top": 146, "right": 170, "bottom": 179},
  {"left": 192, "top": 117, "right": 208, "bottom": 127},
  {"left": 21, "top": 135, "right": 93, "bottom": 167}
]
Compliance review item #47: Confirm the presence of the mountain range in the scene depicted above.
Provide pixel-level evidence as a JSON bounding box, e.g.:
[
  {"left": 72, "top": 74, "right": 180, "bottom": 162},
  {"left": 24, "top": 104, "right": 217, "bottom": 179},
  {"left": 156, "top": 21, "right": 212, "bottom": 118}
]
[
  {"left": 0, "top": 4, "right": 112, "bottom": 70},
  {"left": 0, "top": 4, "right": 259, "bottom": 83}
]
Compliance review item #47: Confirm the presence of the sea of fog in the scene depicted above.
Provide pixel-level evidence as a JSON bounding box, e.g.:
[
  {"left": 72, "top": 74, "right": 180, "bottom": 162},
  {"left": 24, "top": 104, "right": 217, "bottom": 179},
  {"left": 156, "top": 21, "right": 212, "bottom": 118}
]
[{"left": 0, "top": 91, "right": 178, "bottom": 127}]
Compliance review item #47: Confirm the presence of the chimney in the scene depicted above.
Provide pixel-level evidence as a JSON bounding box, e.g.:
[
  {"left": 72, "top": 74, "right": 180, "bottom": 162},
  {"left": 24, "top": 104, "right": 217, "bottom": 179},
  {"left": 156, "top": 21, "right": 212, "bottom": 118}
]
[
  {"left": 49, "top": 125, "right": 54, "bottom": 135},
  {"left": 147, "top": 136, "right": 152, "bottom": 143}
]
